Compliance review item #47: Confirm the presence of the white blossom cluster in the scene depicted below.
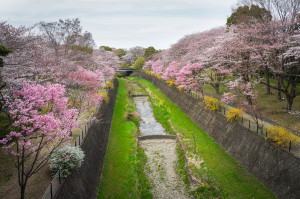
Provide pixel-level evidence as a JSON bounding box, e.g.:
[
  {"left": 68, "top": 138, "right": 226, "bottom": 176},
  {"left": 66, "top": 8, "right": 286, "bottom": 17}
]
[{"left": 49, "top": 145, "right": 85, "bottom": 178}]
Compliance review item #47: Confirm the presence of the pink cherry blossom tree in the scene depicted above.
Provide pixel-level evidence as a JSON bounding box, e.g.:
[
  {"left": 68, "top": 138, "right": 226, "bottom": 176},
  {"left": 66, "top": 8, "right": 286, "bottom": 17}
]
[
  {"left": 66, "top": 66, "right": 105, "bottom": 115},
  {"left": 0, "top": 82, "right": 78, "bottom": 199},
  {"left": 175, "top": 62, "right": 204, "bottom": 94},
  {"left": 102, "top": 66, "right": 115, "bottom": 81},
  {"left": 222, "top": 77, "right": 263, "bottom": 131},
  {"left": 151, "top": 60, "right": 165, "bottom": 76},
  {"left": 162, "top": 61, "right": 182, "bottom": 81},
  {"left": 93, "top": 48, "right": 120, "bottom": 70},
  {"left": 143, "top": 60, "right": 154, "bottom": 70}
]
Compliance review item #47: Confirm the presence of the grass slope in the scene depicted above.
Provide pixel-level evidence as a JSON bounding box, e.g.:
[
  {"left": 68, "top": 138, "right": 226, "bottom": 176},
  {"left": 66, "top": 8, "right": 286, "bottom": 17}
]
[
  {"left": 98, "top": 78, "right": 152, "bottom": 199},
  {"left": 130, "top": 76, "right": 276, "bottom": 199}
]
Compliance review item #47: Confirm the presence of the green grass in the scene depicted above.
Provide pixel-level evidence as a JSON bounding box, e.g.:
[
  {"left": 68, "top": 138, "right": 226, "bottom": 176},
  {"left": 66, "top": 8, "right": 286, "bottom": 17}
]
[
  {"left": 98, "top": 78, "right": 152, "bottom": 199},
  {"left": 175, "top": 146, "right": 190, "bottom": 188},
  {"left": 131, "top": 76, "right": 276, "bottom": 199}
]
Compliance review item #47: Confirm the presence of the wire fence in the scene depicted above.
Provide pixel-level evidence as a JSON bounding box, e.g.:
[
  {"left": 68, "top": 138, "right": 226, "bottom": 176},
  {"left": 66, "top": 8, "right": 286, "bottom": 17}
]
[
  {"left": 183, "top": 89, "right": 300, "bottom": 157},
  {"left": 41, "top": 111, "right": 95, "bottom": 199}
]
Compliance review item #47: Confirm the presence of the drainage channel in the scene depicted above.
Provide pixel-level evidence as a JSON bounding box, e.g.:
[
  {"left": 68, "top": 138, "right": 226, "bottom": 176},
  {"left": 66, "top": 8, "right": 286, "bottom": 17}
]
[{"left": 133, "top": 95, "right": 191, "bottom": 199}]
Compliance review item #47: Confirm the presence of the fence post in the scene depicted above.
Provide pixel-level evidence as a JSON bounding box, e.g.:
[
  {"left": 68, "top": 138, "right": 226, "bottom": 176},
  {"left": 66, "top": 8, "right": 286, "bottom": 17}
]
[
  {"left": 289, "top": 140, "right": 292, "bottom": 152},
  {"left": 59, "top": 169, "right": 61, "bottom": 184},
  {"left": 50, "top": 182, "right": 53, "bottom": 199},
  {"left": 75, "top": 141, "right": 76, "bottom": 147}
]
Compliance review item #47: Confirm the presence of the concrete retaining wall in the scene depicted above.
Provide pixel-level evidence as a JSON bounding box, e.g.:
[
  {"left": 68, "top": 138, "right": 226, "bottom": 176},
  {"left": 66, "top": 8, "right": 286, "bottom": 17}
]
[
  {"left": 55, "top": 79, "right": 119, "bottom": 199},
  {"left": 133, "top": 72, "right": 300, "bottom": 199}
]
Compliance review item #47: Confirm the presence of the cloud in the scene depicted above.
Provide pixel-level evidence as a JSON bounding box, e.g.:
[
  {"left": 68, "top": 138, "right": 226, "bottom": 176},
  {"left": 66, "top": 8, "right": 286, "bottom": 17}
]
[{"left": 1, "top": 0, "right": 237, "bottom": 49}]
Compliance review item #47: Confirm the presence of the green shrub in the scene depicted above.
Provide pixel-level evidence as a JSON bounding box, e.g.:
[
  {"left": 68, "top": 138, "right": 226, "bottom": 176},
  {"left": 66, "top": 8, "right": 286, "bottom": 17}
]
[{"left": 132, "top": 57, "right": 146, "bottom": 69}]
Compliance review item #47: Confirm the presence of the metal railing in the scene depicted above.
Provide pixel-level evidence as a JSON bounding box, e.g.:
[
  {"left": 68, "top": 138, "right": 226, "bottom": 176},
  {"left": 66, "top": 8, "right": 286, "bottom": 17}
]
[
  {"left": 182, "top": 89, "right": 300, "bottom": 157},
  {"left": 41, "top": 112, "right": 95, "bottom": 199}
]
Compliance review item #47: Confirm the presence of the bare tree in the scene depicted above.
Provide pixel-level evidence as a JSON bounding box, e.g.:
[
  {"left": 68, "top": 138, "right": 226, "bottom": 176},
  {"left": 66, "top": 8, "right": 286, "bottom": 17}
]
[
  {"left": 38, "top": 18, "right": 95, "bottom": 55},
  {"left": 237, "top": 0, "right": 300, "bottom": 24}
]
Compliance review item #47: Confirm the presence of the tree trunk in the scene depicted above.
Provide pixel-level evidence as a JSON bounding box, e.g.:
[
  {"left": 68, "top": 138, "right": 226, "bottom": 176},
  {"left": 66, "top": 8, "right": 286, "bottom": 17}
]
[
  {"left": 215, "top": 85, "right": 220, "bottom": 96},
  {"left": 277, "top": 79, "right": 282, "bottom": 100},
  {"left": 21, "top": 185, "right": 25, "bottom": 199},
  {"left": 285, "top": 81, "right": 297, "bottom": 111},
  {"left": 264, "top": 66, "right": 271, "bottom": 94},
  {"left": 286, "top": 95, "right": 293, "bottom": 111}
]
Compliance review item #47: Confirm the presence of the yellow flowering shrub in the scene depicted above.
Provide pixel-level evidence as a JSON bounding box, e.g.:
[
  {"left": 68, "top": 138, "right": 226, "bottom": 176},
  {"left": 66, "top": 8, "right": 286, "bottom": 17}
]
[
  {"left": 100, "top": 91, "right": 109, "bottom": 104},
  {"left": 203, "top": 96, "right": 223, "bottom": 111},
  {"left": 156, "top": 75, "right": 162, "bottom": 79},
  {"left": 105, "top": 80, "right": 114, "bottom": 90},
  {"left": 166, "top": 79, "right": 175, "bottom": 86},
  {"left": 266, "top": 125, "right": 299, "bottom": 148},
  {"left": 145, "top": 70, "right": 154, "bottom": 75},
  {"left": 226, "top": 108, "right": 245, "bottom": 122}
]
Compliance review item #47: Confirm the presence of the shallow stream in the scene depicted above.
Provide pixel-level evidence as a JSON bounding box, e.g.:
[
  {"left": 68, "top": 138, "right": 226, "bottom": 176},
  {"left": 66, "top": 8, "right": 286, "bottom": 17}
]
[{"left": 132, "top": 92, "right": 191, "bottom": 199}]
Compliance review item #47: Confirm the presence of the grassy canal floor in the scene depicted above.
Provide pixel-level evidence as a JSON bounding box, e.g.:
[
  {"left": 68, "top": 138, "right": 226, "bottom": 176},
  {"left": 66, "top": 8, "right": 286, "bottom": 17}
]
[
  {"left": 98, "top": 77, "right": 276, "bottom": 199},
  {"left": 98, "top": 78, "right": 152, "bottom": 199}
]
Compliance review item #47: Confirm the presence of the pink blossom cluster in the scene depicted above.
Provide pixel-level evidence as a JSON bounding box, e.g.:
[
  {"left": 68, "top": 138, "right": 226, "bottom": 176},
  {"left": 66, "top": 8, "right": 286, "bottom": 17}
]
[
  {"left": 66, "top": 66, "right": 105, "bottom": 113},
  {"left": 144, "top": 60, "right": 154, "bottom": 70},
  {"left": 151, "top": 60, "right": 164, "bottom": 76},
  {"left": 175, "top": 62, "right": 203, "bottom": 90},
  {"left": 0, "top": 82, "right": 78, "bottom": 156},
  {"left": 161, "top": 61, "right": 181, "bottom": 81},
  {"left": 222, "top": 78, "right": 259, "bottom": 111},
  {"left": 103, "top": 66, "right": 115, "bottom": 81}
]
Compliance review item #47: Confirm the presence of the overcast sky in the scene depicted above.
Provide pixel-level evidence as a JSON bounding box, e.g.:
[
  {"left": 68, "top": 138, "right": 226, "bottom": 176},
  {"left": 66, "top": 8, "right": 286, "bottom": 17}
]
[{"left": 1, "top": 0, "right": 237, "bottom": 50}]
